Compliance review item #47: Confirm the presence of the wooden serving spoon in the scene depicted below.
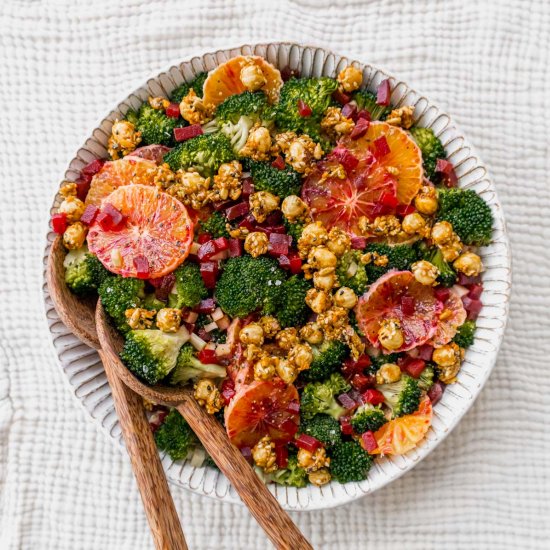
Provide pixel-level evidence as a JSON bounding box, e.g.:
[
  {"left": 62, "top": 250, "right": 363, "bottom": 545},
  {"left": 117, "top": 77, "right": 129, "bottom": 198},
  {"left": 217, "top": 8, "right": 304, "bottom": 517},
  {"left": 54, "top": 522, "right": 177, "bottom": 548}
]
[
  {"left": 96, "top": 301, "right": 314, "bottom": 550},
  {"left": 47, "top": 236, "right": 188, "bottom": 550}
]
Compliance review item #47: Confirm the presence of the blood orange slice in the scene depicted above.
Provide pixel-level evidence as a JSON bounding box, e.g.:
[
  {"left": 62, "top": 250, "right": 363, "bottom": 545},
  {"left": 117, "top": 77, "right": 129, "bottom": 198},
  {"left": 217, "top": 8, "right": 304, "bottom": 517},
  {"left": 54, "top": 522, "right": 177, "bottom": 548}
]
[
  {"left": 85, "top": 157, "right": 159, "bottom": 207},
  {"left": 430, "top": 290, "right": 467, "bottom": 347},
  {"left": 371, "top": 396, "right": 432, "bottom": 455},
  {"left": 341, "top": 122, "right": 423, "bottom": 205},
  {"left": 87, "top": 184, "right": 194, "bottom": 278},
  {"left": 224, "top": 380, "right": 299, "bottom": 448},
  {"left": 355, "top": 270, "right": 442, "bottom": 352},
  {"left": 202, "top": 55, "right": 283, "bottom": 108}
]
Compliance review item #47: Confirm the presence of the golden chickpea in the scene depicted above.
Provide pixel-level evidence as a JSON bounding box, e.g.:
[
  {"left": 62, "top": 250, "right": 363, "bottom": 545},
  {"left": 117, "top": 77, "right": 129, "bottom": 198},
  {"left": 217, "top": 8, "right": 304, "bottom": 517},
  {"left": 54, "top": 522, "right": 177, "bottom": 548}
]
[
  {"left": 376, "top": 363, "right": 402, "bottom": 385},
  {"left": 240, "top": 63, "right": 267, "bottom": 91},
  {"left": 308, "top": 468, "right": 331, "bottom": 486},
  {"left": 313, "top": 268, "right": 337, "bottom": 292},
  {"left": 275, "top": 328, "right": 299, "bottom": 350},
  {"left": 251, "top": 436, "right": 277, "bottom": 473},
  {"left": 411, "top": 260, "right": 440, "bottom": 286},
  {"left": 62, "top": 222, "right": 87, "bottom": 250},
  {"left": 308, "top": 246, "right": 337, "bottom": 269},
  {"left": 414, "top": 186, "right": 439, "bottom": 215},
  {"left": 239, "top": 323, "right": 265, "bottom": 346},
  {"left": 156, "top": 308, "right": 182, "bottom": 333},
  {"left": 300, "top": 322, "right": 324, "bottom": 345},
  {"left": 148, "top": 96, "right": 170, "bottom": 110},
  {"left": 194, "top": 379, "right": 223, "bottom": 414},
  {"left": 306, "top": 288, "right": 333, "bottom": 314},
  {"left": 431, "top": 221, "right": 454, "bottom": 245},
  {"left": 453, "top": 252, "right": 483, "bottom": 277},
  {"left": 432, "top": 343, "right": 460, "bottom": 368},
  {"left": 378, "top": 318, "right": 404, "bottom": 351},
  {"left": 300, "top": 222, "right": 328, "bottom": 247},
  {"left": 275, "top": 358, "right": 298, "bottom": 385},
  {"left": 289, "top": 343, "right": 313, "bottom": 371},
  {"left": 244, "top": 125, "right": 272, "bottom": 156},
  {"left": 326, "top": 227, "right": 351, "bottom": 257},
  {"left": 111, "top": 119, "right": 140, "bottom": 149},
  {"left": 281, "top": 195, "right": 309, "bottom": 223},
  {"left": 58, "top": 196, "right": 85, "bottom": 222},
  {"left": 337, "top": 66, "right": 363, "bottom": 93},
  {"left": 249, "top": 191, "right": 280, "bottom": 223},
  {"left": 333, "top": 286, "right": 358, "bottom": 309},
  {"left": 254, "top": 356, "right": 276, "bottom": 381},
  {"left": 402, "top": 212, "right": 427, "bottom": 235},
  {"left": 259, "top": 316, "right": 281, "bottom": 339},
  {"left": 297, "top": 447, "right": 330, "bottom": 472},
  {"left": 244, "top": 231, "right": 269, "bottom": 257}
]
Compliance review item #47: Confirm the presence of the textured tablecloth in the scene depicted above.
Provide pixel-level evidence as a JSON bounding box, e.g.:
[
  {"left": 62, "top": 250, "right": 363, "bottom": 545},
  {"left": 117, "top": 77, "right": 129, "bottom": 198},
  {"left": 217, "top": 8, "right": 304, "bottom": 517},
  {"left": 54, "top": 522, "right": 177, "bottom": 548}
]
[{"left": 1, "top": 0, "right": 549, "bottom": 548}]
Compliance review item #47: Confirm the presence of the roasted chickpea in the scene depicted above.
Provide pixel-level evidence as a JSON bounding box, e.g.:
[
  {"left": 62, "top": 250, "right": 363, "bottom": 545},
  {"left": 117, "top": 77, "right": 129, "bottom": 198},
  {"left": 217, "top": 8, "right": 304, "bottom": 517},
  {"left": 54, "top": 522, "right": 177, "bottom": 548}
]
[
  {"left": 378, "top": 318, "right": 404, "bottom": 351},
  {"left": 239, "top": 323, "right": 265, "bottom": 346},
  {"left": 337, "top": 66, "right": 363, "bottom": 93},
  {"left": 306, "top": 288, "right": 332, "bottom": 314},
  {"left": 411, "top": 260, "right": 440, "bottom": 286},
  {"left": 308, "top": 246, "right": 337, "bottom": 269},
  {"left": 281, "top": 195, "right": 309, "bottom": 223},
  {"left": 376, "top": 363, "right": 402, "bottom": 384},
  {"left": 333, "top": 286, "right": 358, "bottom": 309},
  {"left": 453, "top": 252, "right": 483, "bottom": 277},
  {"left": 402, "top": 212, "right": 427, "bottom": 235},
  {"left": 431, "top": 221, "right": 454, "bottom": 245},
  {"left": 414, "top": 185, "right": 438, "bottom": 215},
  {"left": 240, "top": 63, "right": 267, "bottom": 91}
]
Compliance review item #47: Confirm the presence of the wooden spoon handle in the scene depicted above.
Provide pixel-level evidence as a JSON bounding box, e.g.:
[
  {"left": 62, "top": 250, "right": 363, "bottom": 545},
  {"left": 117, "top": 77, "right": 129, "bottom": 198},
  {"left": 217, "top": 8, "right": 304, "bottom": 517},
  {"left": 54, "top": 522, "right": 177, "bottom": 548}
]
[
  {"left": 99, "top": 351, "right": 188, "bottom": 550},
  {"left": 176, "top": 397, "right": 313, "bottom": 550}
]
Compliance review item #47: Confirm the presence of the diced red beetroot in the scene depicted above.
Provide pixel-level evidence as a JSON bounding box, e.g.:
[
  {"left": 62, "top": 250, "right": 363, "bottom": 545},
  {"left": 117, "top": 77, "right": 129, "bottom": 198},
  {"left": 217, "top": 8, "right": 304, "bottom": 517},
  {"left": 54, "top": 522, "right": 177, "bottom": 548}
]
[
  {"left": 271, "top": 155, "right": 285, "bottom": 170},
  {"left": 417, "top": 344, "right": 433, "bottom": 361},
  {"left": 435, "top": 159, "right": 458, "bottom": 187},
  {"left": 228, "top": 238, "right": 243, "bottom": 257},
  {"left": 133, "top": 255, "right": 150, "bottom": 279},
  {"left": 213, "top": 236, "right": 230, "bottom": 252},
  {"left": 374, "top": 135, "right": 391, "bottom": 158},
  {"left": 197, "top": 327, "right": 211, "bottom": 342},
  {"left": 332, "top": 88, "right": 351, "bottom": 105},
  {"left": 198, "top": 348, "right": 218, "bottom": 364},
  {"left": 380, "top": 191, "right": 399, "bottom": 209},
  {"left": 340, "top": 416, "right": 354, "bottom": 435},
  {"left": 268, "top": 233, "right": 291, "bottom": 256},
  {"left": 197, "top": 240, "right": 218, "bottom": 261},
  {"left": 52, "top": 213, "right": 68, "bottom": 234},
  {"left": 361, "top": 431, "right": 378, "bottom": 453},
  {"left": 80, "top": 205, "right": 99, "bottom": 225},
  {"left": 351, "top": 236, "right": 367, "bottom": 249},
  {"left": 376, "top": 79, "right": 391, "bottom": 106},
  {"left": 96, "top": 204, "right": 126, "bottom": 232},
  {"left": 458, "top": 273, "right": 482, "bottom": 286},
  {"left": 400, "top": 295, "right": 416, "bottom": 316},
  {"left": 404, "top": 358, "right": 426, "bottom": 378},
  {"left": 240, "top": 446, "right": 253, "bottom": 462},
  {"left": 331, "top": 147, "right": 359, "bottom": 172},
  {"left": 286, "top": 400, "right": 300, "bottom": 415},
  {"left": 288, "top": 253, "right": 302, "bottom": 275},
  {"left": 149, "top": 409, "right": 169, "bottom": 433},
  {"left": 198, "top": 233, "right": 212, "bottom": 245},
  {"left": 165, "top": 103, "right": 180, "bottom": 118},
  {"left": 350, "top": 373, "right": 374, "bottom": 392},
  {"left": 356, "top": 109, "right": 371, "bottom": 121},
  {"left": 341, "top": 102, "right": 358, "bottom": 121},
  {"left": 280, "top": 66, "right": 300, "bottom": 81},
  {"left": 434, "top": 287, "right": 451, "bottom": 302},
  {"left": 174, "top": 124, "right": 203, "bottom": 142},
  {"left": 278, "top": 255, "right": 290, "bottom": 269},
  {"left": 238, "top": 216, "right": 255, "bottom": 231},
  {"left": 297, "top": 99, "right": 312, "bottom": 117},
  {"left": 221, "top": 379, "right": 236, "bottom": 405},
  {"left": 295, "top": 433, "right": 321, "bottom": 452},
  {"left": 363, "top": 389, "right": 385, "bottom": 406},
  {"left": 81, "top": 158, "right": 105, "bottom": 177},
  {"left": 337, "top": 393, "right": 357, "bottom": 411},
  {"left": 199, "top": 261, "right": 219, "bottom": 289},
  {"left": 258, "top": 225, "right": 286, "bottom": 235},
  {"left": 355, "top": 355, "right": 373, "bottom": 369},
  {"left": 462, "top": 296, "right": 483, "bottom": 320},
  {"left": 196, "top": 297, "right": 216, "bottom": 314},
  {"left": 428, "top": 381, "right": 445, "bottom": 405},
  {"left": 225, "top": 201, "right": 249, "bottom": 220},
  {"left": 348, "top": 389, "right": 364, "bottom": 405},
  {"left": 396, "top": 203, "right": 416, "bottom": 217},
  {"left": 350, "top": 117, "right": 370, "bottom": 140},
  {"left": 278, "top": 418, "right": 299, "bottom": 441},
  {"left": 468, "top": 283, "right": 483, "bottom": 300},
  {"left": 75, "top": 178, "right": 91, "bottom": 201},
  {"left": 103, "top": 203, "right": 124, "bottom": 225},
  {"left": 241, "top": 177, "right": 255, "bottom": 197},
  {"left": 275, "top": 445, "right": 289, "bottom": 469}
]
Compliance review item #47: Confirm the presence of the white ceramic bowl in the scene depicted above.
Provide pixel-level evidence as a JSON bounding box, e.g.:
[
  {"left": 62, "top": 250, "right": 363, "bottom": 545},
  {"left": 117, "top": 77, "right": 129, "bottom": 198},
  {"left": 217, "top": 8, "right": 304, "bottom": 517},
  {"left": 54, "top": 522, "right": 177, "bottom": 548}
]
[{"left": 42, "top": 42, "right": 511, "bottom": 511}]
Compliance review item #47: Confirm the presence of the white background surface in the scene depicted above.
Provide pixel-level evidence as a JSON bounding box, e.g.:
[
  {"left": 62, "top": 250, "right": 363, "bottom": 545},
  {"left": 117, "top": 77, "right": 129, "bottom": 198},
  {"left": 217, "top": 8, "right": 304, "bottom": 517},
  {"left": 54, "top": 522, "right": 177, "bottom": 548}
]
[{"left": 0, "top": 0, "right": 549, "bottom": 549}]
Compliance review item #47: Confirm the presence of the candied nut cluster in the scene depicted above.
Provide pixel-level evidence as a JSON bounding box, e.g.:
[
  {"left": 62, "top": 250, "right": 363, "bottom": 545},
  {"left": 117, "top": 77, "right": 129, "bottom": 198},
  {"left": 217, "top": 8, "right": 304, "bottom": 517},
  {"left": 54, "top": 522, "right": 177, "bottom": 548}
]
[
  {"left": 194, "top": 379, "right": 223, "bottom": 414},
  {"left": 385, "top": 105, "right": 415, "bottom": 129},
  {"left": 166, "top": 170, "right": 211, "bottom": 210},
  {"left": 210, "top": 161, "right": 243, "bottom": 202},
  {"left": 251, "top": 436, "right": 277, "bottom": 473},
  {"left": 320, "top": 106, "right": 355, "bottom": 139},
  {"left": 156, "top": 308, "right": 182, "bottom": 333},
  {"left": 454, "top": 251, "right": 483, "bottom": 277},
  {"left": 249, "top": 191, "right": 280, "bottom": 223},
  {"left": 125, "top": 308, "right": 155, "bottom": 330},
  {"left": 432, "top": 343, "right": 464, "bottom": 383},
  {"left": 240, "top": 62, "right": 267, "bottom": 92},
  {"left": 337, "top": 65, "right": 363, "bottom": 93},
  {"left": 376, "top": 363, "right": 402, "bottom": 385},
  {"left": 411, "top": 260, "right": 440, "bottom": 286},
  {"left": 431, "top": 221, "right": 463, "bottom": 262},
  {"left": 148, "top": 96, "right": 170, "bottom": 110},
  {"left": 108, "top": 119, "right": 142, "bottom": 159},
  {"left": 281, "top": 195, "right": 310, "bottom": 224},
  {"left": 179, "top": 89, "right": 212, "bottom": 125},
  {"left": 274, "top": 132, "right": 323, "bottom": 174},
  {"left": 297, "top": 446, "right": 330, "bottom": 473},
  {"left": 58, "top": 196, "right": 86, "bottom": 223},
  {"left": 239, "top": 124, "right": 272, "bottom": 161},
  {"left": 414, "top": 185, "right": 439, "bottom": 215},
  {"left": 63, "top": 222, "right": 87, "bottom": 250}
]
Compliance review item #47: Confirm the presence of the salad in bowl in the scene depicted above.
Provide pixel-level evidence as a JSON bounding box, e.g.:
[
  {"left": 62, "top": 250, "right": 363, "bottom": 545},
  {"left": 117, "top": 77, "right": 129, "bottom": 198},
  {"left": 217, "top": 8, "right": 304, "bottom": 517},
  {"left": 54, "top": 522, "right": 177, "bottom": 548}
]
[{"left": 51, "top": 52, "right": 494, "bottom": 490}]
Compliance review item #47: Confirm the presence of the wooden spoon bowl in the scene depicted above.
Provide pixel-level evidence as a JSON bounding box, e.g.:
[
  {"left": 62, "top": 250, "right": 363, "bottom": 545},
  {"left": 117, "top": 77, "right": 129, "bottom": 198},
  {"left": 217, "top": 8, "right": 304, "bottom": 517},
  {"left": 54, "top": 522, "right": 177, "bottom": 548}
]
[{"left": 96, "top": 301, "right": 313, "bottom": 550}]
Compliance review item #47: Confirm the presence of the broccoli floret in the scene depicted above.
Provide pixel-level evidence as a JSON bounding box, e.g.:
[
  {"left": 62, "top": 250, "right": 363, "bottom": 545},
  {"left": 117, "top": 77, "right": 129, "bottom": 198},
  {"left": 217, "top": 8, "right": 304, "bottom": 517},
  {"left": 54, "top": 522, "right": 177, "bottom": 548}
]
[
  {"left": 98, "top": 276, "right": 145, "bottom": 333},
  {"left": 155, "top": 409, "right": 196, "bottom": 461},
  {"left": 369, "top": 352, "right": 402, "bottom": 373},
  {"left": 170, "top": 72, "right": 208, "bottom": 103},
  {"left": 335, "top": 250, "right": 368, "bottom": 295},
  {"left": 300, "top": 373, "right": 350, "bottom": 421},
  {"left": 300, "top": 414, "right": 342, "bottom": 447},
  {"left": 268, "top": 455, "right": 307, "bottom": 488},
  {"left": 363, "top": 243, "right": 418, "bottom": 281},
  {"left": 350, "top": 406, "right": 388, "bottom": 434},
  {"left": 437, "top": 188, "right": 494, "bottom": 246},
  {"left": 303, "top": 340, "right": 349, "bottom": 382},
  {"left": 329, "top": 441, "right": 373, "bottom": 483},
  {"left": 408, "top": 126, "right": 446, "bottom": 181},
  {"left": 379, "top": 374, "right": 421, "bottom": 418},
  {"left": 352, "top": 90, "right": 391, "bottom": 121},
  {"left": 349, "top": 310, "right": 365, "bottom": 339},
  {"left": 64, "top": 247, "right": 111, "bottom": 295},
  {"left": 283, "top": 217, "right": 304, "bottom": 243},
  {"left": 215, "top": 255, "right": 287, "bottom": 318},
  {"left": 418, "top": 365, "right": 435, "bottom": 391},
  {"left": 275, "top": 275, "right": 311, "bottom": 328},
  {"left": 199, "top": 211, "right": 230, "bottom": 238},
  {"left": 169, "top": 342, "right": 226, "bottom": 385},
  {"left": 142, "top": 294, "right": 166, "bottom": 311},
  {"left": 248, "top": 159, "right": 302, "bottom": 199},
  {"left": 416, "top": 242, "right": 457, "bottom": 287},
  {"left": 453, "top": 320, "right": 476, "bottom": 348},
  {"left": 168, "top": 262, "right": 208, "bottom": 309},
  {"left": 274, "top": 77, "right": 338, "bottom": 142},
  {"left": 120, "top": 326, "right": 189, "bottom": 385},
  {"left": 163, "top": 133, "right": 235, "bottom": 176},
  {"left": 126, "top": 103, "right": 183, "bottom": 146}
]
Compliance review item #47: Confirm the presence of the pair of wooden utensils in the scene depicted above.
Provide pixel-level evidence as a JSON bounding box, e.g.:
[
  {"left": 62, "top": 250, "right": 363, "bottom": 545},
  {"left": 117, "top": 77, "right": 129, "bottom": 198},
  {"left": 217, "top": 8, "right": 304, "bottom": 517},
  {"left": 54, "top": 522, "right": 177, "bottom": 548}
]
[{"left": 47, "top": 236, "right": 313, "bottom": 550}]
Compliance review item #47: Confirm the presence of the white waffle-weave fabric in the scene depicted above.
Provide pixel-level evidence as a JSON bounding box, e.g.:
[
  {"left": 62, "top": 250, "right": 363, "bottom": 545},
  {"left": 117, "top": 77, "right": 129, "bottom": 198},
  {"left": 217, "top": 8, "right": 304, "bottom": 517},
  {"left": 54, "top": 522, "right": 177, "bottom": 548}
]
[{"left": 1, "top": 0, "right": 549, "bottom": 548}]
